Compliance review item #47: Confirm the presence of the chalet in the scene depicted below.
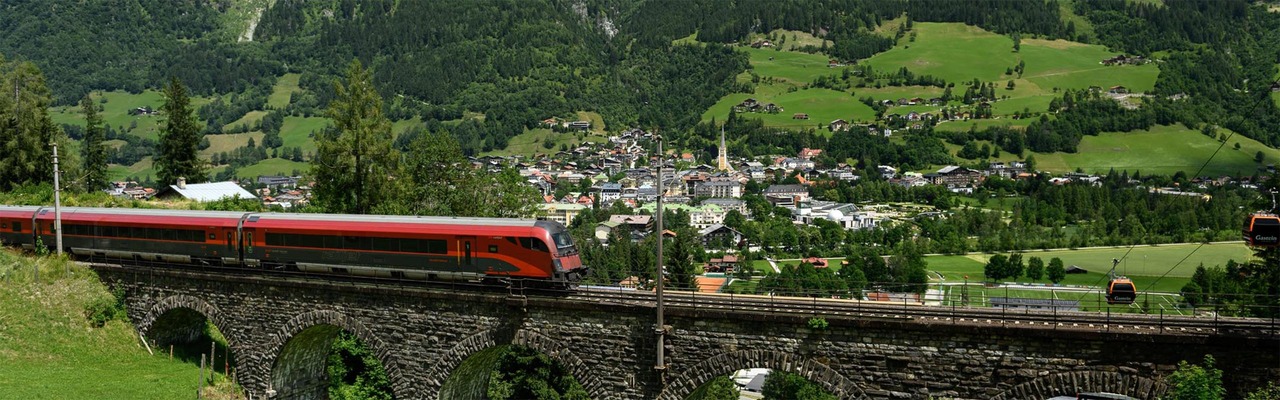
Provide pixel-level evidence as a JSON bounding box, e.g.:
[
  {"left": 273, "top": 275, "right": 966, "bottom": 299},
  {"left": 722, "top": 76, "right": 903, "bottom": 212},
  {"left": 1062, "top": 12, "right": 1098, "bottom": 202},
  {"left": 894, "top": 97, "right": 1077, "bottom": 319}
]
[
  {"left": 703, "top": 198, "right": 748, "bottom": 216},
  {"left": 609, "top": 215, "right": 653, "bottom": 233},
  {"left": 906, "top": 112, "right": 921, "bottom": 121},
  {"left": 567, "top": 120, "right": 591, "bottom": 131},
  {"left": 761, "top": 103, "right": 782, "bottom": 113},
  {"left": 1272, "top": 82, "right": 1280, "bottom": 92},
  {"left": 909, "top": 97, "right": 925, "bottom": 105},
  {"left": 792, "top": 113, "right": 809, "bottom": 120},
  {"left": 1101, "top": 54, "right": 1146, "bottom": 66},
  {"left": 828, "top": 119, "right": 849, "bottom": 132},
  {"left": 700, "top": 225, "right": 745, "bottom": 251},
  {"left": 541, "top": 117, "right": 560, "bottom": 127},
  {"left": 798, "top": 148, "right": 823, "bottom": 159},
  {"left": 929, "top": 97, "right": 945, "bottom": 105},
  {"left": 1108, "top": 86, "right": 1129, "bottom": 95},
  {"left": 704, "top": 255, "right": 740, "bottom": 273},
  {"left": 127, "top": 106, "right": 155, "bottom": 116},
  {"left": 896, "top": 98, "right": 910, "bottom": 106},
  {"left": 750, "top": 40, "right": 774, "bottom": 48},
  {"left": 881, "top": 99, "right": 896, "bottom": 106}
]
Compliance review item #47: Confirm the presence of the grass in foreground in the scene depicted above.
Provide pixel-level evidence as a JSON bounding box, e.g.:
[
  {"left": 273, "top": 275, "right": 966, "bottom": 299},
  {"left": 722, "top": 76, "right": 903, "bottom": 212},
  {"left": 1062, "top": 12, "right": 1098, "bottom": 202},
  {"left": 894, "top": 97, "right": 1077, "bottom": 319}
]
[{"left": 0, "top": 251, "right": 240, "bottom": 399}]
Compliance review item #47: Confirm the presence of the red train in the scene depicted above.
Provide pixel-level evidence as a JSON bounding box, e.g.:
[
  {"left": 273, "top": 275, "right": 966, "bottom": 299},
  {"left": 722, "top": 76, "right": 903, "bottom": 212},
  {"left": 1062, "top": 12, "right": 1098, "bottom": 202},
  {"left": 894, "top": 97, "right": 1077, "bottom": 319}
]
[{"left": 0, "top": 206, "right": 588, "bottom": 286}]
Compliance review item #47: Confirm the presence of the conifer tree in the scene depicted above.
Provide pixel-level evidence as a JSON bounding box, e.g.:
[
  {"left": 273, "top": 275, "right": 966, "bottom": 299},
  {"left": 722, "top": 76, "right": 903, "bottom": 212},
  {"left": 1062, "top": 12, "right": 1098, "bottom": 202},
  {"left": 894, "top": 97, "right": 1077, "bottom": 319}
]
[
  {"left": 156, "top": 77, "right": 207, "bottom": 186},
  {"left": 0, "top": 58, "right": 61, "bottom": 190},
  {"left": 80, "top": 94, "right": 108, "bottom": 192},
  {"left": 313, "top": 59, "right": 398, "bottom": 214}
]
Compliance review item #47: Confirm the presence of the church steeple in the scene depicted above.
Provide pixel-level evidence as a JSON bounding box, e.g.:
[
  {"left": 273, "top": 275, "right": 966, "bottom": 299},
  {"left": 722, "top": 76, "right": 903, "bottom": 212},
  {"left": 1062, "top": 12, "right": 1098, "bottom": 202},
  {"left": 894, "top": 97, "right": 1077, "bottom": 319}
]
[{"left": 717, "top": 126, "right": 731, "bottom": 171}]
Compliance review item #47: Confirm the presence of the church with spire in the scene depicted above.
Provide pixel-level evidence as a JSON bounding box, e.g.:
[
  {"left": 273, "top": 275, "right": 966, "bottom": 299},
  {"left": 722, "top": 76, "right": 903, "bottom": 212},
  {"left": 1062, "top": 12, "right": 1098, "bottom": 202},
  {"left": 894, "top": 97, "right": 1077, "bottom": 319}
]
[{"left": 717, "top": 127, "right": 733, "bottom": 172}]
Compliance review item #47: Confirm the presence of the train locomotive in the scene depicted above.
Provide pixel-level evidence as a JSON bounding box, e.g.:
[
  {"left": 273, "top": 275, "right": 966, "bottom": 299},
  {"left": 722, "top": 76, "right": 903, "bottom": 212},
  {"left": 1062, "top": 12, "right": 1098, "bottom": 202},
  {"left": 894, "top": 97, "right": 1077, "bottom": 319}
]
[{"left": 0, "top": 206, "right": 588, "bottom": 287}]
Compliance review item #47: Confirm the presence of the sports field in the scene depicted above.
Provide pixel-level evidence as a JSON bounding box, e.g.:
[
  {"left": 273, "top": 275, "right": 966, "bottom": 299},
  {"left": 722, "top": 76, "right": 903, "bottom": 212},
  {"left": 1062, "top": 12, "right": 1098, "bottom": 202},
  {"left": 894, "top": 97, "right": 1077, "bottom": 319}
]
[{"left": 926, "top": 242, "right": 1254, "bottom": 293}]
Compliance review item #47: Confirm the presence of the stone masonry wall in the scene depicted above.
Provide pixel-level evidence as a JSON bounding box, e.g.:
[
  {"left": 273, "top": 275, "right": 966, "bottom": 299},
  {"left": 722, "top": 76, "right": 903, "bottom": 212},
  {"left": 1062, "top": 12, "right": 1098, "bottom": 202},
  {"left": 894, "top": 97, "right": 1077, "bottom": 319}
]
[{"left": 99, "top": 266, "right": 1280, "bottom": 400}]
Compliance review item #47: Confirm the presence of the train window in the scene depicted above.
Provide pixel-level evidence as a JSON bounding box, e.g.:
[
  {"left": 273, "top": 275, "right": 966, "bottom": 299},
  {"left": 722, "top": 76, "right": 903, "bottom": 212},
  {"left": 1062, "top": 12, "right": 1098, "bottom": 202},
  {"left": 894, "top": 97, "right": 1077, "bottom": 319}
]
[
  {"left": 323, "top": 236, "right": 343, "bottom": 249},
  {"left": 399, "top": 239, "right": 421, "bottom": 253},
  {"left": 506, "top": 237, "right": 517, "bottom": 245},
  {"left": 424, "top": 239, "right": 447, "bottom": 254},
  {"left": 371, "top": 237, "right": 396, "bottom": 252},
  {"left": 519, "top": 237, "right": 549, "bottom": 253},
  {"left": 11, "top": 222, "right": 19, "bottom": 232},
  {"left": 489, "top": 245, "right": 498, "bottom": 253}
]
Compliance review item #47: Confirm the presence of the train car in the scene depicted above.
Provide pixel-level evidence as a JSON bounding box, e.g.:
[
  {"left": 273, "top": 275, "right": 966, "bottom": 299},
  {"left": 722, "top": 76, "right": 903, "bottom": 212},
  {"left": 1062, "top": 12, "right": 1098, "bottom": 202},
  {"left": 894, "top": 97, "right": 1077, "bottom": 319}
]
[
  {"left": 0, "top": 206, "right": 41, "bottom": 250},
  {"left": 244, "top": 213, "right": 587, "bottom": 284},
  {"left": 1, "top": 206, "right": 587, "bottom": 287},
  {"left": 32, "top": 207, "right": 248, "bottom": 265}
]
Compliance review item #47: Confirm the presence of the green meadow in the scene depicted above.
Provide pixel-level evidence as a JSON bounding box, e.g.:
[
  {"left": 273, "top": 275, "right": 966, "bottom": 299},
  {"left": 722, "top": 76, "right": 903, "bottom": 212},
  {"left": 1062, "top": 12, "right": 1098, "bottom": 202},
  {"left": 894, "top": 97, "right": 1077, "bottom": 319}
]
[
  {"left": 864, "top": 23, "right": 1158, "bottom": 93},
  {"left": 926, "top": 242, "right": 1253, "bottom": 293},
  {"left": 0, "top": 254, "right": 238, "bottom": 398},
  {"left": 482, "top": 128, "right": 608, "bottom": 157},
  {"left": 1031, "top": 125, "right": 1280, "bottom": 176},
  {"left": 708, "top": 22, "right": 1160, "bottom": 129},
  {"left": 267, "top": 73, "right": 303, "bottom": 109}
]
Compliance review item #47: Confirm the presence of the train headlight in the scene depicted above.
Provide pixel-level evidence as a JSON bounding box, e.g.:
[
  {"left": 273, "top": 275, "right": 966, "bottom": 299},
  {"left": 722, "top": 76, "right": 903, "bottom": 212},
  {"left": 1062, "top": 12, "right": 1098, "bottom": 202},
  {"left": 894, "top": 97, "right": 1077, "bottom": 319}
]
[{"left": 552, "top": 258, "right": 564, "bottom": 272}]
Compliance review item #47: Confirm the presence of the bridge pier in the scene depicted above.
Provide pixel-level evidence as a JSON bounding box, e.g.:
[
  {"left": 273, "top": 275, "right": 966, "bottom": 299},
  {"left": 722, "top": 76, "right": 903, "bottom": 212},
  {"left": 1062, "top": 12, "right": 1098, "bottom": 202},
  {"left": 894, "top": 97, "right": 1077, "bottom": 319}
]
[{"left": 97, "top": 265, "right": 1280, "bottom": 399}]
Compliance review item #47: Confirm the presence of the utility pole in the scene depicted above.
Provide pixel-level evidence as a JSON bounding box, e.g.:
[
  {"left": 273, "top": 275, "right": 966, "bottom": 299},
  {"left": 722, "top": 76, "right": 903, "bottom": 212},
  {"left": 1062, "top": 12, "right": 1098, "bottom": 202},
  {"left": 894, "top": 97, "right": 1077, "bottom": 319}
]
[
  {"left": 52, "top": 141, "right": 63, "bottom": 256},
  {"left": 654, "top": 131, "right": 666, "bottom": 377}
]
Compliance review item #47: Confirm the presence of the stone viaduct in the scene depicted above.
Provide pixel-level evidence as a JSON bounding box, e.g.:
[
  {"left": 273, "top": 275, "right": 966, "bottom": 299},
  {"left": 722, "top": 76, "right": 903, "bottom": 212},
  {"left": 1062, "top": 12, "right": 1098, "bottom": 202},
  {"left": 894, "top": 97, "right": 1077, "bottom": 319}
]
[{"left": 95, "top": 264, "right": 1280, "bottom": 399}]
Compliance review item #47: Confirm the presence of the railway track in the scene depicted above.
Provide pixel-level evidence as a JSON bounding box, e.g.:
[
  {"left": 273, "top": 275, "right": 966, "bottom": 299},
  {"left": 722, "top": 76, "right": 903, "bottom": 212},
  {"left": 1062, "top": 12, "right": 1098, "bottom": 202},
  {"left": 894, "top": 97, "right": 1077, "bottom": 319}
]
[{"left": 568, "top": 287, "right": 1280, "bottom": 337}]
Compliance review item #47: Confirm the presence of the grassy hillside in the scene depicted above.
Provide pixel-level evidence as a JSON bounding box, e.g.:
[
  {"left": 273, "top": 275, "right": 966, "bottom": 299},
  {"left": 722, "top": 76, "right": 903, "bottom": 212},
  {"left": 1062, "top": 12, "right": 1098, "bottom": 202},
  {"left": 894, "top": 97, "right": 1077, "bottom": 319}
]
[
  {"left": 703, "top": 22, "right": 1160, "bottom": 130},
  {"left": 0, "top": 252, "right": 238, "bottom": 398},
  {"left": 267, "top": 73, "right": 302, "bottom": 109},
  {"left": 863, "top": 23, "right": 1158, "bottom": 93},
  {"left": 1032, "top": 125, "right": 1280, "bottom": 176},
  {"left": 483, "top": 128, "right": 608, "bottom": 157}
]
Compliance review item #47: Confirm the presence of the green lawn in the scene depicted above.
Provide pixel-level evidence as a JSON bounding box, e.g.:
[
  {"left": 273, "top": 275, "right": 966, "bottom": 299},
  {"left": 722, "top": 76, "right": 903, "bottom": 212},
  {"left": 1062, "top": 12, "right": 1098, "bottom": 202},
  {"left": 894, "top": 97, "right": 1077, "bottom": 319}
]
[
  {"left": 0, "top": 253, "right": 236, "bottom": 398},
  {"left": 268, "top": 73, "right": 302, "bottom": 109},
  {"left": 1031, "top": 125, "right": 1280, "bottom": 176}
]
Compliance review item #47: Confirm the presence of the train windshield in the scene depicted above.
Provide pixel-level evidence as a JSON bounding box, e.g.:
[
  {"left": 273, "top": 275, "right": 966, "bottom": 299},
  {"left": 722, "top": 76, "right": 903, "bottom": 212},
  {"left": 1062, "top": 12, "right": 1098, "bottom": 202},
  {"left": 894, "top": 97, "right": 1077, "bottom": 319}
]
[{"left": 552, "top": 232, "right": 577, "bottom": 255}]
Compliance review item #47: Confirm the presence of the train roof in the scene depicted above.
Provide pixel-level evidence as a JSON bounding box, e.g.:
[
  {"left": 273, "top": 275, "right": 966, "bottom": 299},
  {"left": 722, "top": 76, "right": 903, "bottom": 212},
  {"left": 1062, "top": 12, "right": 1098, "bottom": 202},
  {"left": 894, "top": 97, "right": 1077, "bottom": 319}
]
[
  {"left": 39, "top": 206, "right": 251, "bottom": 220},
  {"left": 246, "top": 212, "right": 540, "bottom": 227}
]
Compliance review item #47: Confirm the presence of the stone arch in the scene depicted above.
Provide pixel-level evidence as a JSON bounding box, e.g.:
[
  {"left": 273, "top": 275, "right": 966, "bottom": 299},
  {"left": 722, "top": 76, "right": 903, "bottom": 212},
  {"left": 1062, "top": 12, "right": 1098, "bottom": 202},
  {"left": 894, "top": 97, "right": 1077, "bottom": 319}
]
[
  {"left": 657, "top": 350, "right": 866, "bottom": 400},
  {"left": 990, "top": 371, "right": 1168, "bottom": 400},
  {"left": 138, "top": 294, "right": 228, "bottom": 337},
  {"left": 264, "top": 310, "right": 406, "bottom": 399},
  {"left": 430, "top": 328, "right": 611, "bottom": 400}
]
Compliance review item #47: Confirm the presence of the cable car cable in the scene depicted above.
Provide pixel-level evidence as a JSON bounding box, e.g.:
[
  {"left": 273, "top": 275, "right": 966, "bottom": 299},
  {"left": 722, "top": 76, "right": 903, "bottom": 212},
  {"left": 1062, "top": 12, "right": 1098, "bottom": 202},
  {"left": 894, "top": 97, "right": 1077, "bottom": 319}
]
[{"left": 1109, "top": 81, "right": 1280, "bottom": 301}]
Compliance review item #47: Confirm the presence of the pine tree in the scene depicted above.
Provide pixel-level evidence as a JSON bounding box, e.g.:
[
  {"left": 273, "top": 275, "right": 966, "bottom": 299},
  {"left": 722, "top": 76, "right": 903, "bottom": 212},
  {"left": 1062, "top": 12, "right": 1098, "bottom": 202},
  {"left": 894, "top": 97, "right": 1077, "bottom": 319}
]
[
  {"left": 0, "top": 59, "right": 61, "bottom": 190},
  {"left": 313, "top": 60, "right": 399, "bottom": 214},
  {"left": 156, "top": 77, "right": 207, "bottom": 186},
  {"left": 80, "top": 94, "right": 108, "bottom": 192}
]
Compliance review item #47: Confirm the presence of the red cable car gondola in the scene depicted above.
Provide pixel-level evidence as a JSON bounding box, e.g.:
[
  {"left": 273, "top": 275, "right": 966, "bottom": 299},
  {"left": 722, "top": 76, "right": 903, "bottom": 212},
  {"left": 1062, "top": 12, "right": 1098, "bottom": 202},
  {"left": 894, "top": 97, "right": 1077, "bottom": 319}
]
[
  {"left": 1104, "top": 258, "right": 1136, "bottom": 305},
  {"left": 1242, "top": 213, "right": 1280, "bottom": 247}
]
